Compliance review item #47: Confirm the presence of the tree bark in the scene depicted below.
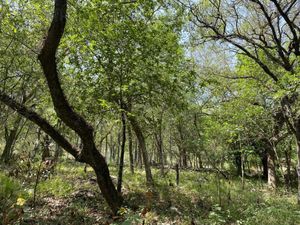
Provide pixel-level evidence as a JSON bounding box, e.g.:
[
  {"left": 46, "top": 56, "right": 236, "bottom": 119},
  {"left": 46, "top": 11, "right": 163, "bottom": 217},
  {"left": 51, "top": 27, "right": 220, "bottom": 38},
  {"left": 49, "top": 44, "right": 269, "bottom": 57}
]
[
  {"left": 128, "top": 124, "right": 134, "bottom": 174},
  {"left": 128, "top": 116, "right": 154, "bottom": 185},
  {"left": 117, "top": 111, "right": 126, "bottom": 193}
]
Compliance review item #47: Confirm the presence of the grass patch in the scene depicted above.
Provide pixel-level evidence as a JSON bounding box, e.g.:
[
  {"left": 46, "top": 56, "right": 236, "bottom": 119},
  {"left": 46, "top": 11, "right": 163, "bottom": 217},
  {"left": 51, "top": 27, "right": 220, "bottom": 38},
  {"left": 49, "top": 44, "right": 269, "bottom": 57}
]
[{"left": 38, "top": 176, "right": 74, "bottom": 197}]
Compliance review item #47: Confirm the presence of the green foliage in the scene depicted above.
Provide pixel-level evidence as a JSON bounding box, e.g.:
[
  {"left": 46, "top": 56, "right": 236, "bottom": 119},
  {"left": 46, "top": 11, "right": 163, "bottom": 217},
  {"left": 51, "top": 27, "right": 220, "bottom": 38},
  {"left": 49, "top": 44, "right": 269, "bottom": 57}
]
[
  {"left": 0, "top": 0, "right": 300, "bottom": 224},
  {"left": 0, "top": 172, "right": 28, "bottom": 224},
  {"left": 0, "top": 171, "right": 28, "bottom": 206},
  {"left": 241, "top": 203, "right": 300, "bottom": 225}
]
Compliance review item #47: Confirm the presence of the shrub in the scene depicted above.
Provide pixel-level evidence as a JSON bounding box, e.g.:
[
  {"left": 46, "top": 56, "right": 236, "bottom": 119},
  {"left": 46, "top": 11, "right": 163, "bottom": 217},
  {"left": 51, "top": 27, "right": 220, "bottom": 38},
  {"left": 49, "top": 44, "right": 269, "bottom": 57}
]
[{"left": 0, "top": 172, "right": 27, "bottom": 224}]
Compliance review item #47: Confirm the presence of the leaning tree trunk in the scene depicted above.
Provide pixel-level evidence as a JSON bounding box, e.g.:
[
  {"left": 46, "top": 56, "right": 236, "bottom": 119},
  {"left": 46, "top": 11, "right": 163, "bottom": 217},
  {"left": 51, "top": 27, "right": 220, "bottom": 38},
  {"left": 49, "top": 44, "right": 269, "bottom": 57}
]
[
  {"left": 38, "top": 0, "right": 122, "bottom": 213},
  {"left": 0, "top": 0, "right": 122, "bottom": 214},
  {"left": 81, "top": 146, "right": 123, "bottom": 213}
]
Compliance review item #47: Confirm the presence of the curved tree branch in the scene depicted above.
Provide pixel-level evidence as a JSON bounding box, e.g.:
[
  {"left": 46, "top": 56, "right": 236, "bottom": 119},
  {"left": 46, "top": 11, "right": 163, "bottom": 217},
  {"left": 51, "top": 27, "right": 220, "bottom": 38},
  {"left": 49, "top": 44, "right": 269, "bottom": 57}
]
[
  {"left": 36, "top": 0, "right": 123, "bottom": 213},
  {"left": 0, "top": 91, "right": 81, "bottom": 159}
]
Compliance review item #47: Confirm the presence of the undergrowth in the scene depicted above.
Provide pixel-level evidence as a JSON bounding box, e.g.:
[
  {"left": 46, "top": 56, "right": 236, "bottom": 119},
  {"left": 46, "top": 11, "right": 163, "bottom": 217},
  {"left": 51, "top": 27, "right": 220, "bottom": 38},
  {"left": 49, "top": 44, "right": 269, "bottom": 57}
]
[{"left": 1, "top": 160, "right": 300, "bottom": 224}]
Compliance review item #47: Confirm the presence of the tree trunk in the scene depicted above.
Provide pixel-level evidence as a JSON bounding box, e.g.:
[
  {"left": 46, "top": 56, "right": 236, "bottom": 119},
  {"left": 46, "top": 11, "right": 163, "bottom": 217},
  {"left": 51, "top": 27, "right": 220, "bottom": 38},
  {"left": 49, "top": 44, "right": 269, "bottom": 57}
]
[
  {"left": 117, "top": 111, "right": 126, "bottom": 193},
  {"left": 54, "top": 143, "right": 62, "bottom": 162},
  {"left": 284, "top": 145, "right": 292, "bottom": 191},
  {"left": 0, "top": 92, "right": 123, "bottom": 214},
  {"left": 169, "top": 135, "right": 173, "bottom": 166},
  {"left": 198, "top": 154, "right": 203, "bottom": 169},
  {"left": 128, "top": 116, "right": 154, "bottom": 185},
  {"left": 177, "top": 124, "right": 187, "bottom": 168},
  {"left": 181, "top": 149, "right": 188, "bottom": 168},
  {"left": 281, "top": 96, "right": 300, "bottom": 203},
  {"left": 31, "top": 128, "right": 42, "bottom": 160},
  {"left": 105, "top": 136, "right": 108, "bottom": 160},
  {"left": 38, "top": 0, "right": 122, "bottom": 213},
  {"left": 138, "top": 145, "right": 143, "bottom": 169},
  {"left": 116, "top": 132, "right": 121, "bottom": 165},
  {"left": 155, "top": 112, "right": 164, "bottom": 175},
  {"left": 134, "top": 138, "right": 138, "bottom": 165},
  {"left": 110, "top": 134, "right": 114, "bottom": 163},
  {"left": 1, "top": 115, "right": 22, "bottom": 163},
  {"left": 175, "top": 163, "right": 179, "bottom": 186},
  {"left": 128, "top": 125, "right": 134, "bottom": 174},
  {"left": 42, "top": 135, "right": 51, "bottom": 161},
  {"left": 267, "top": 146, "right": 277, "bottom": 189},
  {"left": 155, "top": 132, "right": 164, "bottom": 176},
  {"left": 234, "top": 151, "right": 242, "bottom": 177},
  {"left": 260, "top": 150, "right": 268, "bottom": 180},
  {"left": 87, "top": 147, "right": 123, "bottom": 213}
]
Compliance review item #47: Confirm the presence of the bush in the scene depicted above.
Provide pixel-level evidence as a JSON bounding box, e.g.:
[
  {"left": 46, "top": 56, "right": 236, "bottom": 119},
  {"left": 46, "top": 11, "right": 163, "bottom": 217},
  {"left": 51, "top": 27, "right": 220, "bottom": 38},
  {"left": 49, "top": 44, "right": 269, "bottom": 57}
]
[{"left": 0, "top": 172, "right": 27, "bottom": 224}]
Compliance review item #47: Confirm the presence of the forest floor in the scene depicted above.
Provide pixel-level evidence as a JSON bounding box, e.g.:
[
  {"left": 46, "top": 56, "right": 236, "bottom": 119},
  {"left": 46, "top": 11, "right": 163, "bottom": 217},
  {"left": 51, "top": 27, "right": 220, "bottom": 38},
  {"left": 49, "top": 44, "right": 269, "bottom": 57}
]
[{"left": 1, "top": 160, "right": 300, "bottom": 225}]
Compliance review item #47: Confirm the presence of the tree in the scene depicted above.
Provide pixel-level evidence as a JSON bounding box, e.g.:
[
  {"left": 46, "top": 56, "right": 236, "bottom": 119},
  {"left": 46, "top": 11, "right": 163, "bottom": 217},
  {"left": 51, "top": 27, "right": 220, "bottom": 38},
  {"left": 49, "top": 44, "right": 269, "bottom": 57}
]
[
  {"left": 182, "top": 0, "right": 300, "bottom": 202},
  {"left": 0, "top": 0, "right": 122, "bottom": 214},
  {"left": 60, "top": 0, "right": 190, "bottom": 185}
]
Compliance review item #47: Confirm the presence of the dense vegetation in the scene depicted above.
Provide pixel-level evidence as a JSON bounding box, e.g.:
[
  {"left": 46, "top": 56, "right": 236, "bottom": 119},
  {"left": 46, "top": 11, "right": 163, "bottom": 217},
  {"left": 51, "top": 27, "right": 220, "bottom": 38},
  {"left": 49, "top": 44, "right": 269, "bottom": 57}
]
[{"left": 0, "top": 0, "right": 300, "bottom": 224}]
